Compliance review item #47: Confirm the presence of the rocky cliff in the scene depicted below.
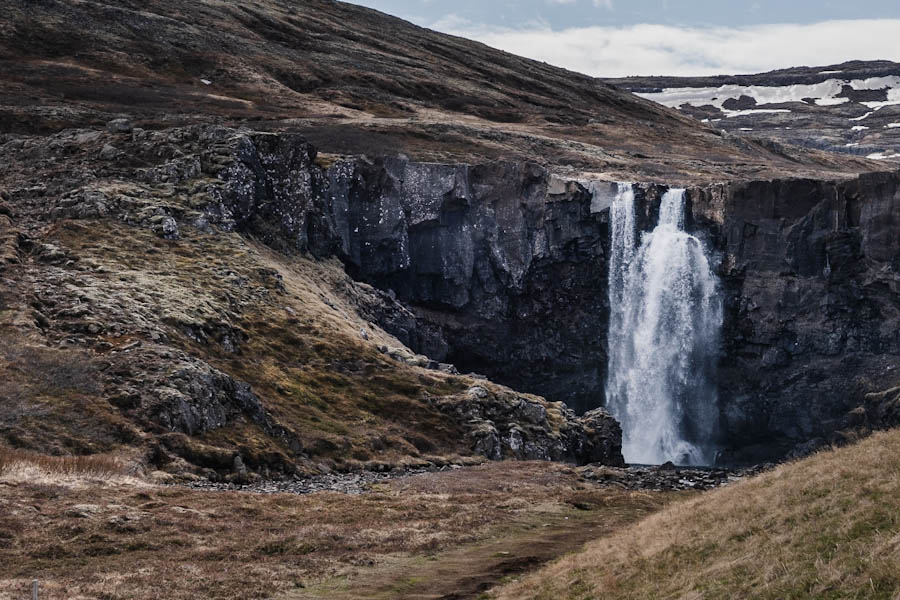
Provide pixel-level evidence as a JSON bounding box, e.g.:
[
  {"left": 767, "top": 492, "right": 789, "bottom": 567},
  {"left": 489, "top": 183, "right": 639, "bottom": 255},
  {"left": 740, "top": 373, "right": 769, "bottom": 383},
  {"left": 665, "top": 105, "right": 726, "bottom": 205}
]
[
  {"left": 0, "top": 123, "right": 625, "bottom": 480},
  {"left": 691, "top": 173, "right": 900, "bottom": 462},
  {"left": 214, "top": 130, "right": 900, "bottom": 464},
  {"left": 214, "top": 132, "right": 614, "bottom": 413},
  {"left": 1, "top": 0, "right": 897, "bottom": 471}
]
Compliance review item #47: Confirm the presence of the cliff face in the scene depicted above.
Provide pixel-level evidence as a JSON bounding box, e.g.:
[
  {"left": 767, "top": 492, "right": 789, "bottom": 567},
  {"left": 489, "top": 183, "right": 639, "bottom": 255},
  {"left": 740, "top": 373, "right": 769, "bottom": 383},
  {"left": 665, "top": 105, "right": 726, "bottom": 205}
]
[
  {"left": 216, "top": 133, "right": 621, "bottom": 413},
  {"left": 218, "top": 132, "right": 900, "bottom": 463},
  {"left": 1, "top": 0, "right": 896, "bottom": 476},
  {"left": 0, "top": 125, "right": 625, "bottom": 479},
  {"left": 691, "top": 174, "right": 900, "bottom": 462}
]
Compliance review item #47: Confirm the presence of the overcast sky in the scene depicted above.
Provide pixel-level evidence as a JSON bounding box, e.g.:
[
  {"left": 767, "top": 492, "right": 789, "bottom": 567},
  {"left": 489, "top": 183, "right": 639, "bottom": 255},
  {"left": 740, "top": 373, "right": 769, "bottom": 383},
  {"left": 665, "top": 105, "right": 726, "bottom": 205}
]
[{"left": 345, "top": 1, "right": 900, "bottom": 77}]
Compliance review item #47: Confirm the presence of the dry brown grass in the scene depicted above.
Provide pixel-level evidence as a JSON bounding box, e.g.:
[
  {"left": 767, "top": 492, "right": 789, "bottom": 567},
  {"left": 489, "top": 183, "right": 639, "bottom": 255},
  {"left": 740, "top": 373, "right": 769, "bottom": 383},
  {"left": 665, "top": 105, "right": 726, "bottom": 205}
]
[
  {"left": 0, "top": 461, "right": 680, "bottom": 600},
  {"left": 493, "top": 429, "right": 900, "bottom": 600},
  {"left": 0, "top": 447, "right": 127, "bottom": 479},
  {"left": 0, "top": 331, "right": 140, "bottom": 458}
]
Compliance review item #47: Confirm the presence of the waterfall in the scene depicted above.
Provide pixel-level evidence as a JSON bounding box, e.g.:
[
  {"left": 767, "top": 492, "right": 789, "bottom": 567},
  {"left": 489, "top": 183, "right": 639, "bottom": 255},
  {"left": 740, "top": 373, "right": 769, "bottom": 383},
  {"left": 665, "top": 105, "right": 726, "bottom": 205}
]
[{"left": 605, "top": 186, "right": 722, "bottom": 465}]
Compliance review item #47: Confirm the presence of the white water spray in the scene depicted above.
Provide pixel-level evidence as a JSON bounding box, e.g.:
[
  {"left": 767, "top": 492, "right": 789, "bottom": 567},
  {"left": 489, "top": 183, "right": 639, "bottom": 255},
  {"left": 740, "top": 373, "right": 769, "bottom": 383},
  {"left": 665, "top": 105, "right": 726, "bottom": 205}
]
[{"left": 606, "top": 186, "right": 722, "bottom": 465}]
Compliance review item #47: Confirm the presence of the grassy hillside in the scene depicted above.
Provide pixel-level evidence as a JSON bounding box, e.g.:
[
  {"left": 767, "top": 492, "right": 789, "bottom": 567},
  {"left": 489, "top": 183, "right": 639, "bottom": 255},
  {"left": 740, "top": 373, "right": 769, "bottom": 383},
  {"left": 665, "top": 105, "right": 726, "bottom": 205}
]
[
  {"left": 0, "top": 0, "right": 880, "bottom": 182},
  {"left": 493, "top": 429, "right": 900, "bottom": 600}
]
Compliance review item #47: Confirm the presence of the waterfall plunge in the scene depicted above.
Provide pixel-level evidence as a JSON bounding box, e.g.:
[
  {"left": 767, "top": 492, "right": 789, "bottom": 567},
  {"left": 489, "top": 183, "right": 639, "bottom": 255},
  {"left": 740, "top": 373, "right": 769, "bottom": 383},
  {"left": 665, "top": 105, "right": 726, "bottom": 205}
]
[{"left": 606, "top": 185, "right": 722, "bottom": 466}]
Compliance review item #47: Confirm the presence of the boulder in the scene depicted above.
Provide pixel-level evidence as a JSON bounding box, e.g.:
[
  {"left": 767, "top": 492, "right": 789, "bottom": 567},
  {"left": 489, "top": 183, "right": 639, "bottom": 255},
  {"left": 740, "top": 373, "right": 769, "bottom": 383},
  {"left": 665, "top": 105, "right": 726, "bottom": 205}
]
[{"left": 106, "top": 118, "right": 134, "bottom": 133}]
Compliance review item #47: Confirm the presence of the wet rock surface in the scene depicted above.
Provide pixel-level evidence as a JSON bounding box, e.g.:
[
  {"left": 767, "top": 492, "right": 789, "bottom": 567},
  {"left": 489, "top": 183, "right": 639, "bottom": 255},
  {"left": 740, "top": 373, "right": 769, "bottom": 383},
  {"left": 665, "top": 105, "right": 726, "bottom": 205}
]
[{"left": 690, "top": 174, "right": 900, "bottom": 463}]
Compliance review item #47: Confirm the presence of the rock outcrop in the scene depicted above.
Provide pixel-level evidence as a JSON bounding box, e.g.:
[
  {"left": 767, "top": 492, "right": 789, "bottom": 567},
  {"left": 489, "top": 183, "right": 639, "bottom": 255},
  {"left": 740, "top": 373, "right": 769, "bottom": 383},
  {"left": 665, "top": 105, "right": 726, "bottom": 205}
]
[
  {"left": 605, "top": 60, "right": 900, "bottom": 164},
  {"left": 690, "top": 173, "right": 900, "bottom": 463},
  {"left": 429, "top": 384, "right": 623, "bottom": 465},
  {"left": 212, "top": 131, "right": 899, "bottom": 465},
  {"left": 0, "top": 124, "right": 626, "bottom": 475},
  {"left": 213, "top": 132, "right": 613, "bottom": 413}
]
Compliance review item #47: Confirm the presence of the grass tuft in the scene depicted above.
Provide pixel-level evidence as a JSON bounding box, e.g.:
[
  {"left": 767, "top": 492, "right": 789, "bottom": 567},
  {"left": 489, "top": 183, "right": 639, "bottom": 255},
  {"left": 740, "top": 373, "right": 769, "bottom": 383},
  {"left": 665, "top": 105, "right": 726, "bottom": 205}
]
[{"left": 0, "top": 447, "right": 128, "bottom": 479}]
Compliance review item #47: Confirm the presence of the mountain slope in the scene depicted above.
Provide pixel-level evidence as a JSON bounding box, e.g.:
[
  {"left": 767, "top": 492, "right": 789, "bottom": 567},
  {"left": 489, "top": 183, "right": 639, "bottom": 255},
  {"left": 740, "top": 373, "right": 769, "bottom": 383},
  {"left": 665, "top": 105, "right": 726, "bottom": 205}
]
[
  {"left": 0, "top": 123, "right": 628, "bottom": 479},
  {"left": 0, "top": 0, "right": 881, "bottom": 183},
  {"left": 494, "top": 427, "right": 900, "bottom": 599},
  {"left": 2, "top": 1, "right": 898, "bottom": 473}
]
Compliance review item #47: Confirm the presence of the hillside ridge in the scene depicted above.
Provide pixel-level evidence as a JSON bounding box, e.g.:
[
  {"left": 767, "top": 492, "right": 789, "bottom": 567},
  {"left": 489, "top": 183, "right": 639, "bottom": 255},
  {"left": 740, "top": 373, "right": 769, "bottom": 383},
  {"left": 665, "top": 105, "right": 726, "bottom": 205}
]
[{"left": 0, "top": 0, "right": 884, "bottom": 182}]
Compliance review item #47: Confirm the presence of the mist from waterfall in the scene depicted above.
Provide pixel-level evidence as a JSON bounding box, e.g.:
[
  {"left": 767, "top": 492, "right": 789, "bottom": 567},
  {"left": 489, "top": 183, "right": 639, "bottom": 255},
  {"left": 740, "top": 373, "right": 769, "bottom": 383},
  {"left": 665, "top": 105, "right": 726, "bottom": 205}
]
[{"left": 606, "top": 185, "right": 722, "bottom": 466}]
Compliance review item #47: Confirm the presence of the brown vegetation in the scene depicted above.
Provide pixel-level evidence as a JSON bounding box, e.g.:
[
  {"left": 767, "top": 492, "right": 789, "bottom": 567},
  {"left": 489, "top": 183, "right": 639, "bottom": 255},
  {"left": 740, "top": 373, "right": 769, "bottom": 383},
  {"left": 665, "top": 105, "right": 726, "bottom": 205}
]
[
  {"left": 493, "top": 429, "right": 900, "bottom": 600},
  {"left": 0, "top": 0, "right": 882, "bottom": 182},
  {"left": 0, "top": 447, "right": 126, "bottom": 479},
  {"left": 0, "top": 461, "right": 681, "bottom": 600},
  {"left": 0, "top": 189, "right": 490, "bottom": 476}
]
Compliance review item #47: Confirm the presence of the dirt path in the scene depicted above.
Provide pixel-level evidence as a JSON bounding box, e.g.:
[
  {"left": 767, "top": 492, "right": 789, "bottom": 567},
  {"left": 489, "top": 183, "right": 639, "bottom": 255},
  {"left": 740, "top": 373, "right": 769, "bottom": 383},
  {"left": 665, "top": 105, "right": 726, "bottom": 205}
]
[{"left": 289, "top": 490, "right": 679, "bottom": 600}]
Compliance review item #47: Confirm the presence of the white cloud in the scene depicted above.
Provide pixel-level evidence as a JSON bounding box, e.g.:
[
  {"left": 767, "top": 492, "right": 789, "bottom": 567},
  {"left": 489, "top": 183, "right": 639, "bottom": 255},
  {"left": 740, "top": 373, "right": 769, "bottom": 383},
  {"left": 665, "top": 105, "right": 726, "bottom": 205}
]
[
  {"left": 430, "top": 12, "right": 474, "bottom": 31},
  {"left": 431, "top": 19, "right": 900, "bottom": 77},
  {"left": 593, "top": 0, "right": 614, "bottom": 9}
]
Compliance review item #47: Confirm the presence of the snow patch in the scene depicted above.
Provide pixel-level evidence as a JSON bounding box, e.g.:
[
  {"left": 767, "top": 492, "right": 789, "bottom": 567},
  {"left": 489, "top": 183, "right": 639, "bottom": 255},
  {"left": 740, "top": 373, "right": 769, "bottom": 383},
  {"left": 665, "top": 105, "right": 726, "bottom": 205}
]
[
  {"left": 723, "top": 109, "right": 791, "bottom": 118},
  {"left": 850, "top": 112, "right": 873, "bottom": 121},
  {"left": 815, "top": 97, "right": 850, "bottom": 106},
  {"left": 851, "top": 125, "right": 870, "bottom": 131},
  {"left": 861, "top": 85, "right": 900, "bottom": 109},
  {"left": 638, "top": 76, "right": 900, "bottom": 112}
]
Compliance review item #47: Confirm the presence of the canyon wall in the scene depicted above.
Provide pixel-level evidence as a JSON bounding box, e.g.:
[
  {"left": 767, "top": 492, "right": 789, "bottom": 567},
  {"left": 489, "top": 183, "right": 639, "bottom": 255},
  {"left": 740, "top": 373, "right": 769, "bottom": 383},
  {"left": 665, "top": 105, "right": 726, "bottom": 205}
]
[
  {"left": 691, "top": 174, "right": 900, "bottom": 462},
  {"left": 216, "top": 132, "right": 900, "bottom": 463}
]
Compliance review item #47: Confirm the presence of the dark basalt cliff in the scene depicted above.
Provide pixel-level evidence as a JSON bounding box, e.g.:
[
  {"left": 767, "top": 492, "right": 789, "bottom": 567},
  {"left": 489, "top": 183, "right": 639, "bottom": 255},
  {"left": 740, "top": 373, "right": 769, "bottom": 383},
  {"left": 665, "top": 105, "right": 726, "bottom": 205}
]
[
  {"left": 0, "top": 124, "right": 626, "bottom": 476},
  {"left": 218, "top": 131, "right": 900, "bottom": 464},
  {"left": 691, "top": 174, "right": 900, "bottom": 463},
  {"left": 215, "top": 133, "right": 616, "bottom": 413}
]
